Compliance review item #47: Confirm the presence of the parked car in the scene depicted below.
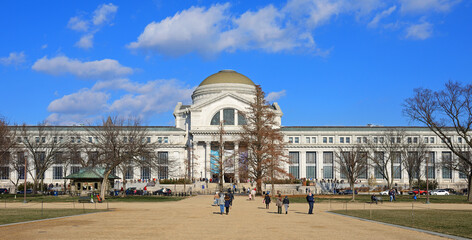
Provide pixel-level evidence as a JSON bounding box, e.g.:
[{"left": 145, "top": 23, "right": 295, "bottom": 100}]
[
  {"left": 408, "top": 189, "right": 428, "bottom": 195},
  {"left": 0, "top": 188, "right": 9, "bottom": 194},
  {"left": 431, "top": 189, "right": 450, "bottom": 195},
  {"left": 153, "top": 188, "right": 172, "bottom": 196},
  {"left": 379, "top": 190, "right": 389, "bottom": 195},
  {"left": 125, "top": 187, "right": 144, "bottom": 195},
  {"left": 17, "top": 189, "right": 33, "bottom": 194},
  {"left": 339, "top": 189, "right": 357, "bottom": 195},
  {"left": 443, "top": 188, "right": 457, "bottom": 195}
]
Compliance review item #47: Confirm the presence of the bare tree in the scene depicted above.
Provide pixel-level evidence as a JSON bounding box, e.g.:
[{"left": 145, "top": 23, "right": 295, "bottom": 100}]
[
  {"left": 0, "top": 117, "right": 18, "bottom": 189},
  {"left": 211, "top": 121, "right": 234, "bottom": 192},
  {"left": 441, "top": 146, "right": 472, "bottom": 192},
  {"left": 404, "top": 81, "right": 472, "bottom": 201},
  {"left": 402, "top": 140, "right": 429, "bottom": 189},
  {"left": 21, "top": 123, "right": 67, "bottom": 193},
  {"left": 368, "top": 129, "right": 405, "bottom": 189},
  {"left": 334, "top": 144, "right": 368, "bottom": 201},
  {"left": 239, "top": 85, "right": 286, "bottom": 195},
  {"left": 84, "top": 116, "right": 155, "bottom": 200}
]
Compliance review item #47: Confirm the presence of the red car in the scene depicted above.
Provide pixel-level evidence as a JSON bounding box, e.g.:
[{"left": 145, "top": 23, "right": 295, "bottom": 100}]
[{"left": 409, "top": 189, "right": 428, "bottom": 195}]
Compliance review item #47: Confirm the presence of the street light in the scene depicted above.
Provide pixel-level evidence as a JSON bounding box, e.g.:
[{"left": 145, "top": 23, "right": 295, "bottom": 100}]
[{"left": 24, "top": 153, "right": 27, "bottom": 204}]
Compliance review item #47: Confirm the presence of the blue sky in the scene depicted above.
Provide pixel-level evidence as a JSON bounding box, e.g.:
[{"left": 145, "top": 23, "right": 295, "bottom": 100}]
[{"left": 0, "top": 0, "right": 471, "bottom": 127}]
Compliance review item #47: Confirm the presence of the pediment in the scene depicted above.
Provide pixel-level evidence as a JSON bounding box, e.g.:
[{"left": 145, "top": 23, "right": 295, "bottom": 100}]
[{"left": 190, "top": 92, "right": 252, "bottom": 111}]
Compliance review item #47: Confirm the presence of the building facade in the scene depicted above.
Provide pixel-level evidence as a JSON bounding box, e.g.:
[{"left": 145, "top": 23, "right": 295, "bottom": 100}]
[{"left": 0, "top": 70, "right": 468, "bottom": 191}]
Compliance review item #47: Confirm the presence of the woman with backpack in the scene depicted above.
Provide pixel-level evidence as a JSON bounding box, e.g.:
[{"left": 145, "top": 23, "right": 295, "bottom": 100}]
[{"left": 264, "top": 194, "right": 271, "bottom": 209}]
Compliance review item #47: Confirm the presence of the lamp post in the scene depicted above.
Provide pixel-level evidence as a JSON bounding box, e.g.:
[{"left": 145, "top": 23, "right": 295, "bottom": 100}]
[
  {"left": 426, "top": 155, "right": 430, "bottom": 204},
  {"left": 24, "top": 153, "right": 27, "bottom": 204}
]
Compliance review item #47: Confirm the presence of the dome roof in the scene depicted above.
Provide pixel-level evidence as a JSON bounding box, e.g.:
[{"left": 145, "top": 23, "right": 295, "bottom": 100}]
[{"left": 199, "top": 70, "right": 255, "bottom": 86}]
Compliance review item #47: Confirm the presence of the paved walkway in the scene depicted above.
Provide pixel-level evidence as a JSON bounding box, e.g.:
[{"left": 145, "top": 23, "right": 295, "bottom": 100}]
[{"left": 1, "top": 195, "right": 469, "bottom": 240}]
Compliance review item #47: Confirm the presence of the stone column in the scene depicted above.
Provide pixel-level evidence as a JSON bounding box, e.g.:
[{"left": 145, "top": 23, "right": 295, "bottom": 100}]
[
  {"left": 205, "top": 141, "right": 211, "bottom": 180},
  {"left": 234, "top": 142, "right": 240, "bottom": 184}
]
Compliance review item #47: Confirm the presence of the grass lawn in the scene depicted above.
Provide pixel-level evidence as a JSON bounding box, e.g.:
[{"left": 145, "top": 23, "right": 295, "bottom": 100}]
[
  {"left": 285, "top": 194, "right": 469, "bottom": 204},
  {"left": 0, "top": 194, "right": 186, "bottom": 203},
  {"left": 331, "top": 209, "right": 472, "bottom": 239},
  {"left": 0, "top": 208, "right": 106, "bottom": 225}
]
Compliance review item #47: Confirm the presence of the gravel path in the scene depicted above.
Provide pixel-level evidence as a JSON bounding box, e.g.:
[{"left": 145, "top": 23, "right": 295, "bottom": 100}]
[{"left": 1, "top": 195, "right": 469, "bottom": 240}]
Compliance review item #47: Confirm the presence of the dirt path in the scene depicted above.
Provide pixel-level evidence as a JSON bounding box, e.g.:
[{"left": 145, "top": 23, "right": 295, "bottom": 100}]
[{"left": 1, "top": 195, "right": 469, "bottom": 240}]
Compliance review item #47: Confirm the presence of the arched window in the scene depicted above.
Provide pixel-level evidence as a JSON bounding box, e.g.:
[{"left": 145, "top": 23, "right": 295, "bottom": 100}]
[{"left": 210, "top": 108, "right": 247, "bottom": 125}]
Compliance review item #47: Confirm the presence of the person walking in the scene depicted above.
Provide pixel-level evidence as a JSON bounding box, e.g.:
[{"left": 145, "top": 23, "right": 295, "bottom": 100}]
[
  {"left": 219, "top": 193, "right": 225, "bottom": 215},
  {"left": 264, "top": 194, "right": 271, "bottom": 209},
  {"left": 283, "top": 196, "right": 290, "bottom": 214},
  {"left": 251, "top": 188, "right": 256, "bottom": 200},
  {"left": 389, "top": 189, "right": 393, "bottom": 202},
  {"left": 224, "top": 193, "right": 231, "bottom": 215},
  {"left": 276, "top": 194, "right": 283, "bottom": 214},
  {"left": 306, "top": 192, "right": 314, "bottom": 214}
]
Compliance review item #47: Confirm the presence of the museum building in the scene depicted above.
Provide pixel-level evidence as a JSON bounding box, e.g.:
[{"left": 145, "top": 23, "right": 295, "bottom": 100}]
[{"left": 0, "top": 70, "right": 468, "bottom": 191}]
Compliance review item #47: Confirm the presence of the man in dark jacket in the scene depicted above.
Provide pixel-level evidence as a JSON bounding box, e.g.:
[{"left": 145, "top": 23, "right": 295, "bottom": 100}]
[
  {"left": 264, "top": 194, "right": 271, "bottom": 209},
  {"left": 306, "top": 192, "right": 315, "bottom": 214}
]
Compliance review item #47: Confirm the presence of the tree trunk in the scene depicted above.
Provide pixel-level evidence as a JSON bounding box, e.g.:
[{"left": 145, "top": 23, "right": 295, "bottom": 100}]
[
  {"left": 121, "top": 180, "right": 127, "bottom": 197},
  {"left": 468, "top": 174, "right": 472, "bottom": 202},
  {"left": 100, "top": 171, "right": 111, "bottom": 201},
  {"left": 256, "top": 178, "right": 262, "bottom": 195},
  {"left": 351, "top": 183, "right": 355, "bottom": 201}
]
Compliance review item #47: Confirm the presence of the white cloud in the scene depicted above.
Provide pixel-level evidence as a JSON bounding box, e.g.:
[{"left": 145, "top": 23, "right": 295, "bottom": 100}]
[
  {"left": 405, "top": 21, "right": 433, "bottom": 40},
  {"left": 75, "top": 34, "right": 94, "bottom": 49},
  {"left": 68, "top": 3, "right": 118, "bottom": 49},
  {"left": 266, "top": 90, "right": 286, "bottom": 102},
  {"left": 48, "top": 89, "right": 109, "bottom": 114},
  {"left": 41, "top": 44, "right": 48, "bottom": 49},
  {"left": 93, "top": 3, "right": 118, "bottom": 25},
  {"left": 368, "top": 5, "right": 396, "bottom": 28},
  {"left": 32, "top": 55, "right": 133, "bottom": 79},
  {"left": 399, "top": 0, "right": 461, "bottom": 13},
  {"left": 47, "top": 78, "right": 194, "bottom": 125},
  {"left": 67, "top": 16, "right": 89, "bottom": 32},
  {"left": 0, "top": 52, "right": 26, "bottom": 66}
]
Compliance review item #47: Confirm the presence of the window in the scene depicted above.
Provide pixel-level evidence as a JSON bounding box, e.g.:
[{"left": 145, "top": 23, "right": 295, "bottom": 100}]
[
  {"left": 164, "top": 137, "right": 168, "bottom": 143},
  {"left": 407, "top": 137, "right": 412, "bottom": 144},
  {"left": 346, "top": 137, "right": 350, "bottom": 143},
  {"left": 358, "top": 153, "right": 368, "bottom": 179},
  {"left": 413, "top": 137, "right": 418, "bottom": 143},
  {"left": 379, "top": 137, "right": 384, "bottom": 143},
  {"left": 363, "top": 137, "right": 367, "bottom": 143},
  {"left": 59, "top": 137, "right": 63, "bottom": 143},
  {"left": 442, "top": 152, "right": 452, "bottom": 179},
  {"left": 356, "top": 137, "right": 361, "bottom": 143},
  {"left": 53, "top": 166, "right": 63, "bottom": 179},
  {"left": 210, "top": 111, "right": 220, "bottom": 125},
  {"left": 393, "top": 152, "right": 402, "bottom": 179},
  {"left": 306, "top": 137, "right": 310, "bottom": 144},
  {"left": 311, "top": 137, "right": 316, "bottom": 143},
  {"left": 373, "top": 137, "right": 378, "bottom": 143},
  {"left": 306, "top": 152, "right": 316, "bottom": 179},
  {"left": 53, "top": 137, "right": 57, "bottom": 143},
  {"left": 458, "top": 137, "right": 462, "bottom": 143},
  {"left": 329, "top": 137, "right": 333, "bottom": 143},
  {"left": 141, "top": 166, "right": 151, "bottom": 180},
  {"left": 76, "top": 137, "right": 81, "bottom": 143},
  {"left": 426, "top": 152, "right": 435, "bottom": 179},
  {"left": 88, "top": 137, "right": 93, "bottom": 143},
  {"left": 223, "top": 109, "right": 235, "bottom": 125},
  {"left": 294, "top": 137, "right": 299, "bottom": 144},
  {"left": 71, "top": 137, "right": 75, "bottom": 143},
  {"left": 323, "top": 152, "right": 333, "bottom": 179},
  {"left": 288, "top": 137, "right": 293, "bottom": 143},
  {"left": 373, "top": 152, "right": 384, "bottom": 179},
  {"left": 71, "top": 166, "right": 80, "bottom": 174},
  {"left": 146, "top": 137, "right": 151, "bottom": 143},
  {"left": 35, "top": 137, "right": 40, "bottom": 143},
  {"left": 88, "top": 152, "right": 98, "bottom": 166},
  {"left": 340, "top": 137, "right": 344, "bottom": 143},
  {"left": 158, "top": 152, "right": 169, "bottom": 179},
  {"left": 323, "top": 137, "right": 327, "bottom": 143},
  {"left": 0, "top": 167, "right": 9, "bottom": 179},
  {"left": 396, "top": 137, "right": 401, "bottom": 143},
  {"left": 430, "top": 137, "right": 434, "bottom": 143},
  {"left": 289, "top": 152, "right": 299, "bottom": 179},
  {"left": 238, "top": 112, "right": 247, "bottom": 125},
  {"left": 424, "top": 137, "right": 428, "bottom": 143},
  {"left": 125, "top": 166, "right": 134, "bottom": 179}
]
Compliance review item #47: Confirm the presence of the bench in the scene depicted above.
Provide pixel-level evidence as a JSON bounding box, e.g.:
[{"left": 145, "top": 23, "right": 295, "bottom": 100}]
[{"left": 78, "top": 196, "right": 90, "bottom": 203}]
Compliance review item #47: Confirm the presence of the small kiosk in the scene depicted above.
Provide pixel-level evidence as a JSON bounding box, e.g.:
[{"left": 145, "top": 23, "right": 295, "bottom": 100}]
[{"left": 65, "top": 167, "right": 120, "bottom": 195}]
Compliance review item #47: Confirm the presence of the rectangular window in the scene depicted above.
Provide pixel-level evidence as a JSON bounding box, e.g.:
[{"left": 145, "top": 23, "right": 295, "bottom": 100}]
[
  {"left": 88, "top": 137, "right": 93, "bottom": 143},
  {"left": 76, "top": 137, "right": 81, "bottom": 143},
  {"left": 35, "top": 137, "right": 40, "bottom": 143},
  {"left": 223, "top": 109, "right": 235, "bottom": 125},
  {"left": 158, "top": 152, "right": 169, "bottom": 179},
  {"left": 424, "top": 137, "right": 428, "bottom": 143},
  {"left": 19, "top": 166, "right": 25, "bottom": 179},
  {"left": 53, "top": 166, "right": 63, "bottom": 179},
  {"left": 363, "top": 137, "right": 367, "bottom": 143},
  {"left": 141, "top": 166, "right": 151, "bottom": 180},
  {"left": 329, "top": 137, "right": 333, "bottom": 143},
  {"left": 312, "top": 137, "right": 316, "bottom": 143},
  {"left": 407, "top": 137, "right": 412, "bottom": 143},
  {"left": 393, "top": 152, "right": 401, "bottom": 179},
  {"left": 53, "top": 137, "right": 57, "bottom": 143},
  {"left": 358, "top": 153, "right": 368, "bottom": 179},
  {"left": 374, "top": 166, "right": 383, "bottom": 179},
  {"left": 346, "top": 137, "right": 350, "bottom": 143},
  {"left": 413, "top": 137, "right": 418, "bottom": 143},
  {"left": 238, "top": 112, "right": 247, "bottom": 125},
  {"left": 340, "top": 137, "right": 344, "bottom": 143},
  {"left": 146, "top": 137, "right": 151, "bottom": 143},
  {"left": 306, "top": 137, "right": 310, "bottom": 144},
  {"left": 288, "top": 137, "right": 293, "bottom": 143},
  {"left": 289, "top": 152, "right": 299, "bottom": 179},
  {"left": 430, "top": 137, "right": 434, "bottom": 143},
  {"left": 379, "top": 137, "right": 384, "bottom": 143},
  {"left": 294, "top": 137, "right": 299, "bottom": 144},
  {"left": 373, "top": 137, "right": 378, "bottom": 143},
  {"left": 323, "top": 137, "right": 327, "bottom": 143},
  {"left": 442, "top": 152, "right": 452, "bottom": 179},
  {"left": 306, "top": 152, "right": 316, "bottom": 179},
  {"left": 374, "top": 152, "right": 384, "bottom": 179},
  {"left": 323, "top": 152, "right": 333, "bottom": 179},
  {"left": 426, "top": 152, "right": 435, "bottom": 179},
  {"left": 458, "top": 137, "right": 462, "bottom": 143},
  {"left": 125, "top": 166, "right": 134, "bottom": 179},
  {"left": 71, "top": 166, "right": 81, "bottom": 174},
  {"left": 0, "top": 166, "right": 9, "bottom": 179},
  {"left": 164, "top": 137, "right": 168, "bottom": 143},
  {"left": 71, "top": 137, "right": 75, "bottom": 143},
  {"left": 356, "top": 137, "right": 361, "bottom": 143}
]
